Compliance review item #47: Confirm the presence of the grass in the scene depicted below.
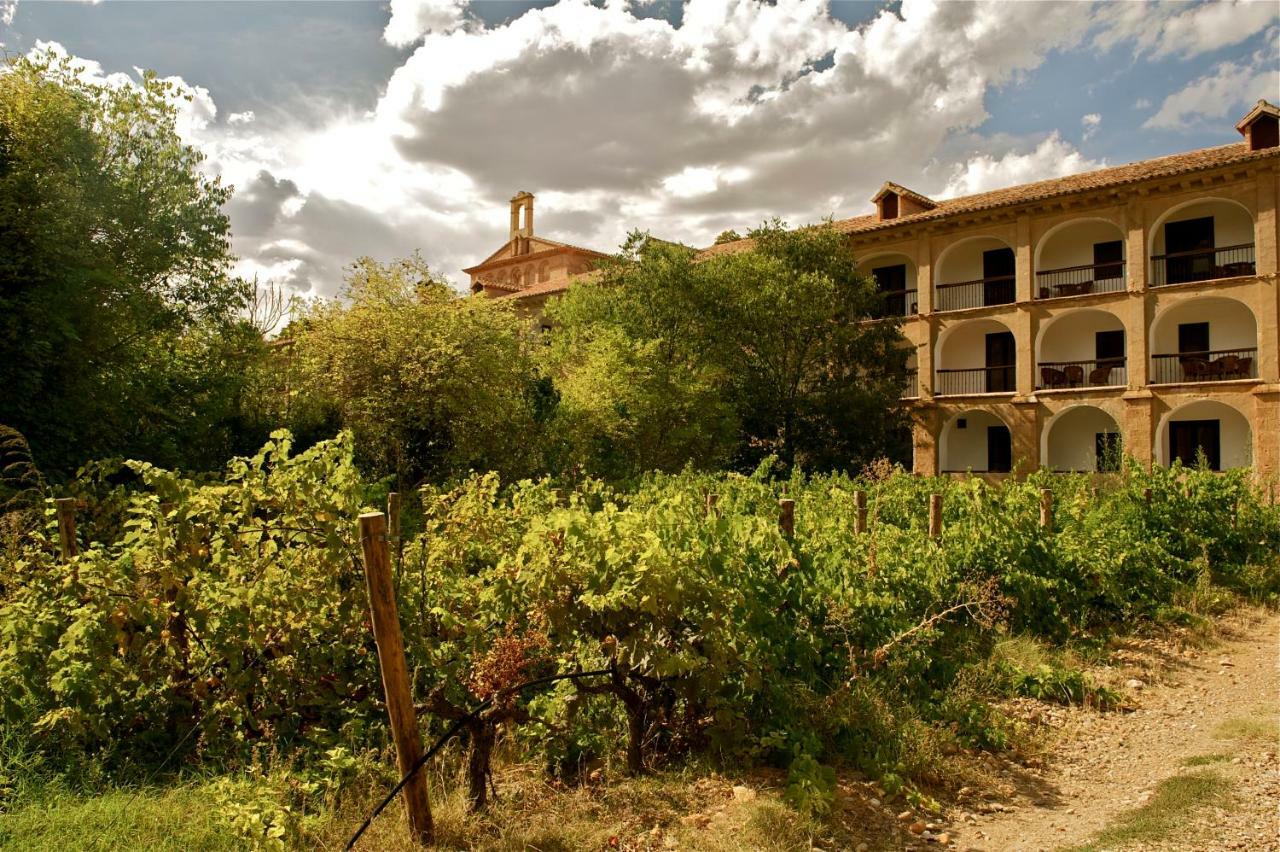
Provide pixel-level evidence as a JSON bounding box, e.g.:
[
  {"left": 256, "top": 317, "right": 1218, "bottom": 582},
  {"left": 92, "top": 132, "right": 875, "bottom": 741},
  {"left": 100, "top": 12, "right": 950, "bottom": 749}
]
[
  {"left": 0, "top": 782, "right": 238, "bottom": 852},
  {"left": 1179, "top": 753, "right": 1232, "bottom": 767},
  {"left": 1071, "top": 770, "right": 1233, "bottom": 851},
  {"left": 1213, "top": 711, "right": 1279, "bottom": 743},
  {"left": 0, "top": 764, "right": 861, "bottom": 852}
]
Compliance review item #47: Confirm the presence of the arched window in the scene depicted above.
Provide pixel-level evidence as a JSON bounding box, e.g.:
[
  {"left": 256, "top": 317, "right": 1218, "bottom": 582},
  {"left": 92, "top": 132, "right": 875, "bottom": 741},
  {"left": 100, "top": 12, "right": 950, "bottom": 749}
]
[{"left": 538, "top": 262, "right": 549, "bottom": 283}]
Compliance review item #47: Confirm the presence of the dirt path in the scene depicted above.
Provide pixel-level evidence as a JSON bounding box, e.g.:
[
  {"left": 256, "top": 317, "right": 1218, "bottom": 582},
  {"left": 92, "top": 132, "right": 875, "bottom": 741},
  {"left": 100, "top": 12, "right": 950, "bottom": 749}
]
[{"left": 944, "top": 608, "right": 1280, "bottom": 852}]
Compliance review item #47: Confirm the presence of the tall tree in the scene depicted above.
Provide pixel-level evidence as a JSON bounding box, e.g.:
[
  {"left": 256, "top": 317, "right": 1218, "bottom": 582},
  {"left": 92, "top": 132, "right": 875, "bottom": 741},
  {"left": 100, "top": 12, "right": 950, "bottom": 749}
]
[
  {"left": 0, "top": 52, "right": 247, "bottom": 474},
  {"left": 289, "top": 255, "right": 545, "bottom": 488},
  {"left": 544, "top": 223, "right": 911, "bottom": 478}
]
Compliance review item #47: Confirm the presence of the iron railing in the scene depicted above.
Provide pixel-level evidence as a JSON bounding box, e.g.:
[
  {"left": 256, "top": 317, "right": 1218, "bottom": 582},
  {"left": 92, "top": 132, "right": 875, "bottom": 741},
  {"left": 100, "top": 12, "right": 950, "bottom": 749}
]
[
  {"left": 934, "top": 275, "right": 1015, "bottom": 311},
  {"left": 874, "top": 288, "right": 918, "bottom": 318},
  {"left": 1035, "top": 261, "right": 1126, "bottom": 299},
  {"left": 900, "top": 368, "right": 919, "bottom": 398},
  {"left": 1037, "top": 357, "right": 1127, "bottom": 390},
  {"left": 935, "top": 365, "right": 1016, "bottom": 395},
  {"left": 1150, "top": 243, "right": 1255, "bottom": 287},
  {"left": 1151, "top": 348, "right": 1258, "bottom": 384}
]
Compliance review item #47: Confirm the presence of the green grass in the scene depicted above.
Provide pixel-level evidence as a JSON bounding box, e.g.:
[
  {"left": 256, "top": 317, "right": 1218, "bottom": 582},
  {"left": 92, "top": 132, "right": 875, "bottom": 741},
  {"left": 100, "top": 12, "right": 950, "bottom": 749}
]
[
  {"left": 1213, "top": 712, "right": 1279, "bottom": 743},
  {"left": 0, "top": 782, "right": 238, "bottom": 852},
  {"left": 1180, "top": 753, "right": 1232, "bottom": 767},
  {"left": 1072, "top": 770, "right": 1232, "bottom": 851}
]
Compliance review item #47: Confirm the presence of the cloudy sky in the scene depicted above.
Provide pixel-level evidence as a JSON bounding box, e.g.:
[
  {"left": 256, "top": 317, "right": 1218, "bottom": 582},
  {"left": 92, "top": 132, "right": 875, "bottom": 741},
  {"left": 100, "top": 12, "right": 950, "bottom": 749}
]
[{"left": 3, "top": 0, "right": 1277, "bottom": 297}]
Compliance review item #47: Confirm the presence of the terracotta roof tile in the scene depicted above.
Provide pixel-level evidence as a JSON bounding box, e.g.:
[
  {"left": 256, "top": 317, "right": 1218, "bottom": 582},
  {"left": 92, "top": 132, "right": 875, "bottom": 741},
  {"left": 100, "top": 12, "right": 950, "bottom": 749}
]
[{"left": 698, "top": 140, "right": 1280, "bottom": 258}]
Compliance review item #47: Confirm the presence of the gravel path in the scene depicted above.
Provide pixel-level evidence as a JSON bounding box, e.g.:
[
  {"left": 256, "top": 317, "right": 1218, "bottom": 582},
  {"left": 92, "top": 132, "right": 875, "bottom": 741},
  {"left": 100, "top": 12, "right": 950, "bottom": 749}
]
[{"left": 948, "top": 608, "right": 1279, "bottom": 852}]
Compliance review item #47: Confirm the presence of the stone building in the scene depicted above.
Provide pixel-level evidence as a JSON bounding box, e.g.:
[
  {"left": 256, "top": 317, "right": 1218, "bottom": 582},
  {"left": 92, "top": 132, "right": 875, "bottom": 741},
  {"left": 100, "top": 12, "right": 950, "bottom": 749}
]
[
  {"left": 466, "top": 100, "right": 1280, "bottom": 479},
  {"left": 464, "top": 191, "right": 608, "bottom": 328}
]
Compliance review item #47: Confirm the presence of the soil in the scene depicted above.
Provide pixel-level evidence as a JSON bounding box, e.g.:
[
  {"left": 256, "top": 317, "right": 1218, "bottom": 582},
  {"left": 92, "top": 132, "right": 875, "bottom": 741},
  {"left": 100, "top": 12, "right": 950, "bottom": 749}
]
[{"left": 917, "top": 607, "right": 1280, "bottom": 852}]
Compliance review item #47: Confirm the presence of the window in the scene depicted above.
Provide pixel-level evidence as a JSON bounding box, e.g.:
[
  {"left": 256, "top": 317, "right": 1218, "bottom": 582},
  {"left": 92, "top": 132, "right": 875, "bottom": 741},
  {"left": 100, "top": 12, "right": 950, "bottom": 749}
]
[
  {"left": 1178, "top": 322, "right": 1210, "bottom": 355},
  {"left": 982, "top": 248, "right": 1015, "bottom": 305},
  {"left": 1093, "top": 240, "right": 1123, "bottom": 281},
  {"left": 538, "top": 262, "right": 549, "bottom": 283},
  {"left": 872, "top": 264, "right": 908, "bottom": 316},
  {"left": 987, "top": 426, "right": 1012, "bottom": 473},
  {"left": 1169, "top": 420, "right": 1221, "bottom": 470},
  {"left": 1095, "top": 432, "right": 1121, "bottom": 472},
  {"left": 985, "top": 331, "right": 1016, "bottom": 393},
  {"left": 1164, "top": 217, "right": 1214, "bottom": 284},
  {"left": 1096, "top": 330, "right": 1125, "bottom": 362}
]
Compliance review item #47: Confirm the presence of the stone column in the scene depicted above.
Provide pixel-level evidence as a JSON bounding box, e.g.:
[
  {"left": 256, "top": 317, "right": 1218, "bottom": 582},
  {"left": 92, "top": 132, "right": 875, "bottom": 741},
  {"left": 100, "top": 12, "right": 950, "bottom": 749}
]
[
  {"left": 913, "top": 405, "right": 940, "bottom": 476},
  {"left": 1015, "top": 214, "right": 1033, "bottom": 303},
  {"left": 1122, "top": 293, "right": 1151, "bottom": 387},
  {"left": 1011, "top": 400, "right": 1041, "bottom": 477},
  {"left": 1012, "top": 309, "right": 1035, "bottom": 398},
  {"left": 1125, "top": 199, "right": 1147, "bottom": 293},
  {"left": 916, "top": 234, "right": 935, "bottom": 315},
  {"left": 1123, "top": 390, "right": 1156, "bottom": 468}
]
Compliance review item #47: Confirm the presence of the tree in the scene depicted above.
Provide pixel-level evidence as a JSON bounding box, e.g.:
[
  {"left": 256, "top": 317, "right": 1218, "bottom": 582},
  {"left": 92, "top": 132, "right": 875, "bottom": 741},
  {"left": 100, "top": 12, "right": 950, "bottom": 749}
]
[
  {"left": 542, "top": 235, "right": 738, "bottom": 480},
  {"left": 714, "top": 229, "right": 742, "bottom": 244},
  {"left": 544, "top": 223, "right": 910, "bottom": 478},
  {"left": 289, "top": 255, "right": 544, "bottom": 488},
  {"left": 0, "top": 51, "right": 250, "bottom": 474}
]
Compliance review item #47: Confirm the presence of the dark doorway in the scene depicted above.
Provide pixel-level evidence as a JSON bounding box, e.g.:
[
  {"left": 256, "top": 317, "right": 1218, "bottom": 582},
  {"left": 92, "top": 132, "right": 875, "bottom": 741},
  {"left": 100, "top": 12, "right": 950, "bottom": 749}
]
[
  {"left": 1164, "top": 217, "right": 1214, "bottom": 283},
  {"left": 985, "top": 331, "right": 1016, "bottom": 392},
  {"left": 1169, "top": 419, "right": 1221, "bottom": 470},
  {"left": 987, "top": 425, "right": 1012, "bottom": 473},
  {"left": 872, "top": 263, "right": 908, "bottom": 316},
  {"left": 1178, "top": 322, "right": 1210, "bottom": 355},
  {"left": 1096, "top": 329, "right": 1125, "bottom": 361},
  {"left": 1095, "top": 432, "right": 1121, "bottom": 472},
  {"left": 982, "top": 247, "right": 1015, "bottom": 305},
  {"left": 1093, "top": 240, "right": 1124, "bottom": 280}
]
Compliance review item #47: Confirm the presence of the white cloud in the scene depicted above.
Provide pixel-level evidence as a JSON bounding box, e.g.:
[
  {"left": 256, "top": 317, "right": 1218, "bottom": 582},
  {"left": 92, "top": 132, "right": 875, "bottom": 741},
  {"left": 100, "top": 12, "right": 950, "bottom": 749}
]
[
  {"left": 941, "top": 132, "right": 1107, "bottom": 198},
  {"left": 1, "top": 0, "right": 15, "bottom": 27},
  {"left": 27, "top": 1, "right": 1251, "bottom": 300},
  {"left": 1094, "top": 0, "right": 1278, "bottom": 60},
  {"left": 1134, "top": 97, "right": 1152, "bottom": 109},
  {"left": 383, "top": 0, "right": 472, "bottom": 47},
  {"left": 1144, "top": 46, "right": 1279, "bottom": 129},
  {"left": 1081, "top": 113, "right": 1101, "bottom": 140}
]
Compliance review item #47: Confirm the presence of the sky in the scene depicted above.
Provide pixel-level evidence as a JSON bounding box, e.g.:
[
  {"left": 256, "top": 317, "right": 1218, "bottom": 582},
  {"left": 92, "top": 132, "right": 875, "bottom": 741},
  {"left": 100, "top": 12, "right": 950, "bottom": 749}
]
[{"left": 2, "top": 0, "right": 1277, "bottom": 298}]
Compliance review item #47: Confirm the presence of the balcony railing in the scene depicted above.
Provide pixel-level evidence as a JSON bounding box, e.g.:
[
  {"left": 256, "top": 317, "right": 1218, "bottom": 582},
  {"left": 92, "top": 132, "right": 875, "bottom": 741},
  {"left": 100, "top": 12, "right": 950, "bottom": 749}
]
[
  {"left": 1151, "top": 348, "right": 1258, "bottom": 384},
  {"left": 874, "top": 288, "right": 918, "bottom": 318},
  {"left": 1150, "top": 243, "right": 1255, "bottom": 287},
  {"left": 1035, "top": 261, "right": 1126, "bottom": 299},
  {"left": 936, "top": 365, "right": 1016, "bottom": 395},
  {"left": 935, "top": 275, "right": 1015, "bottom": 311},
  {"left": 900, "top": 368, "right": 919, "bottom": 398},
  {"left": 1038, "top": 357, "right": 1127, "bottom": 390}
]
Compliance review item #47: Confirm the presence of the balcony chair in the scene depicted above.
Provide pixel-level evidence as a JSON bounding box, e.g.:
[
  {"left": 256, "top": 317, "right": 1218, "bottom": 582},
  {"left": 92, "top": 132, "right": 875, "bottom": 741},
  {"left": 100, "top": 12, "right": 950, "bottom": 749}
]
[
  {"left": 1088, "top": 364, "right": 1113, "bottom": 385},
  {"left": 1040, "top": 366, "right": 1068, "bottom": 389},
  {"left": 1064, "top": 365, "right": 1085, "bottom": 387},
  {"left": 1180, "top": 357, "right": 1211, "bottom": 381}
]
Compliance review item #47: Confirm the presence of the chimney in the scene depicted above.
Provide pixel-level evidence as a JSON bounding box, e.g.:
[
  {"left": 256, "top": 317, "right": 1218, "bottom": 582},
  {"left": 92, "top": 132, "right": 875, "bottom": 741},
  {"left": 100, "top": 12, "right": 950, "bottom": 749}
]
[
  {"left": 1236, "top": 100, "right": 1279, "bottom": 152},
  {"left": 509, "top": 191, "right": 534, "bottom": 254}
]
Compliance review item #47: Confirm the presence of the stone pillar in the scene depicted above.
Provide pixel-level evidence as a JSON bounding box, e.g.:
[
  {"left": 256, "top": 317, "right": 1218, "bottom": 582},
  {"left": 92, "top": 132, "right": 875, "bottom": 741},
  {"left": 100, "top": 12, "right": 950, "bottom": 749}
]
[
  {"left": 1012, "top": 309, "right": 1035, "bottom": 398},
  {"left": 920, "top": 318, "right": 937, "bottom": 399},
  {"left": 1015, "top": 214, "right": 1033, "bottom": 303},
  {"left": 917, "top": 234, "right": 935, "bottom": 315},
  {"left": 913, "top": 405, "right": 941, "bottom": 476},
  {"left": 1121, "top": 293, "right": 1151, "bottom": 387},
  {"left": 1123, "top": 390, "right": 1156, "bottom": 468},
  {"left": 1255, "top": 166, "right": 1277, "bottom": 276},
  {"left": 1011, "top": 400, "right": 1041, "bottom": 477},
  {"left": 1124, "top": 200, "right": 1147, "bottom": 292},
  {"left": 524, "top": 195, "right": 535, "bottom": 237},
  {"left": 509, "top": 199, "right": 521, "bottom": 240},
  {"left": 1253, "top": 388, "right": 1280, "bottom": 482}
]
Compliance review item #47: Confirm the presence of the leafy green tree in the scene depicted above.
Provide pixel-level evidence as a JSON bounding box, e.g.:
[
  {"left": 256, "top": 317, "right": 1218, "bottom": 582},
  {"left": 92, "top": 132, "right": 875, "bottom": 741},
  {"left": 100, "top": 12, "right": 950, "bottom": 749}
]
[
  {"left": 289, "top": 254, "right": 544, "bottom": 488},
  {"left": 543, "top": 236, "right": 738, "bottom": 480},
  {"left": 544, "top": 222, "right": 910, "bottom": 478},
  {"left": 0, "top": 51, "right": 250, "bottom": 474}
]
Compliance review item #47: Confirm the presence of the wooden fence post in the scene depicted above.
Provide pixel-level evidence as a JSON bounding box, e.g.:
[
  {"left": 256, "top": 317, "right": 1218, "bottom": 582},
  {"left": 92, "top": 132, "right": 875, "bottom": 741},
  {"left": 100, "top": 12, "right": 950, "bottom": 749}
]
[
  {"left": 705, "top": 493, "right": 719, "bottom": 518},
  {"left": 1143, "top": 487, "right": 1153, "bottom": 506},
  {"left": 1039, "top": 488, "right": 1053, "bottom": 531},
  {"left": 359, "top": 512, "right": 434, "bottom": 846},
  {"left": 928, "top": 493, "right": 942, "bottom": 540},
  {"left": 54, "top": 498, "right": 77, "bottom": 562},
  {"left": 778, "top": 498, "right": 795, "bottom": 537},
  {"left": 854, "top": 490, "right": 868, "bottom": 535}
]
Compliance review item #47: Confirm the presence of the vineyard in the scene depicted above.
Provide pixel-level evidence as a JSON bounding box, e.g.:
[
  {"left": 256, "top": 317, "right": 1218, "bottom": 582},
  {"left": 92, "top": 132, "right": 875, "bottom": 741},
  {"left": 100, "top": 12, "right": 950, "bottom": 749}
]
[{"left": 2, "top": 431, "right": 1279, "bottom": 849}]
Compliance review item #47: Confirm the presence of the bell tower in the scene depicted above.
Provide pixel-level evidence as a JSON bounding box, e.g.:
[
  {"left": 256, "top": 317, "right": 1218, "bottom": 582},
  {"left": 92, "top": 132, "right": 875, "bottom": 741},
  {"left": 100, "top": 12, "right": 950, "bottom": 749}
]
[{"left": 509, "top": 191, "right": 534, "bottom": 254}]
